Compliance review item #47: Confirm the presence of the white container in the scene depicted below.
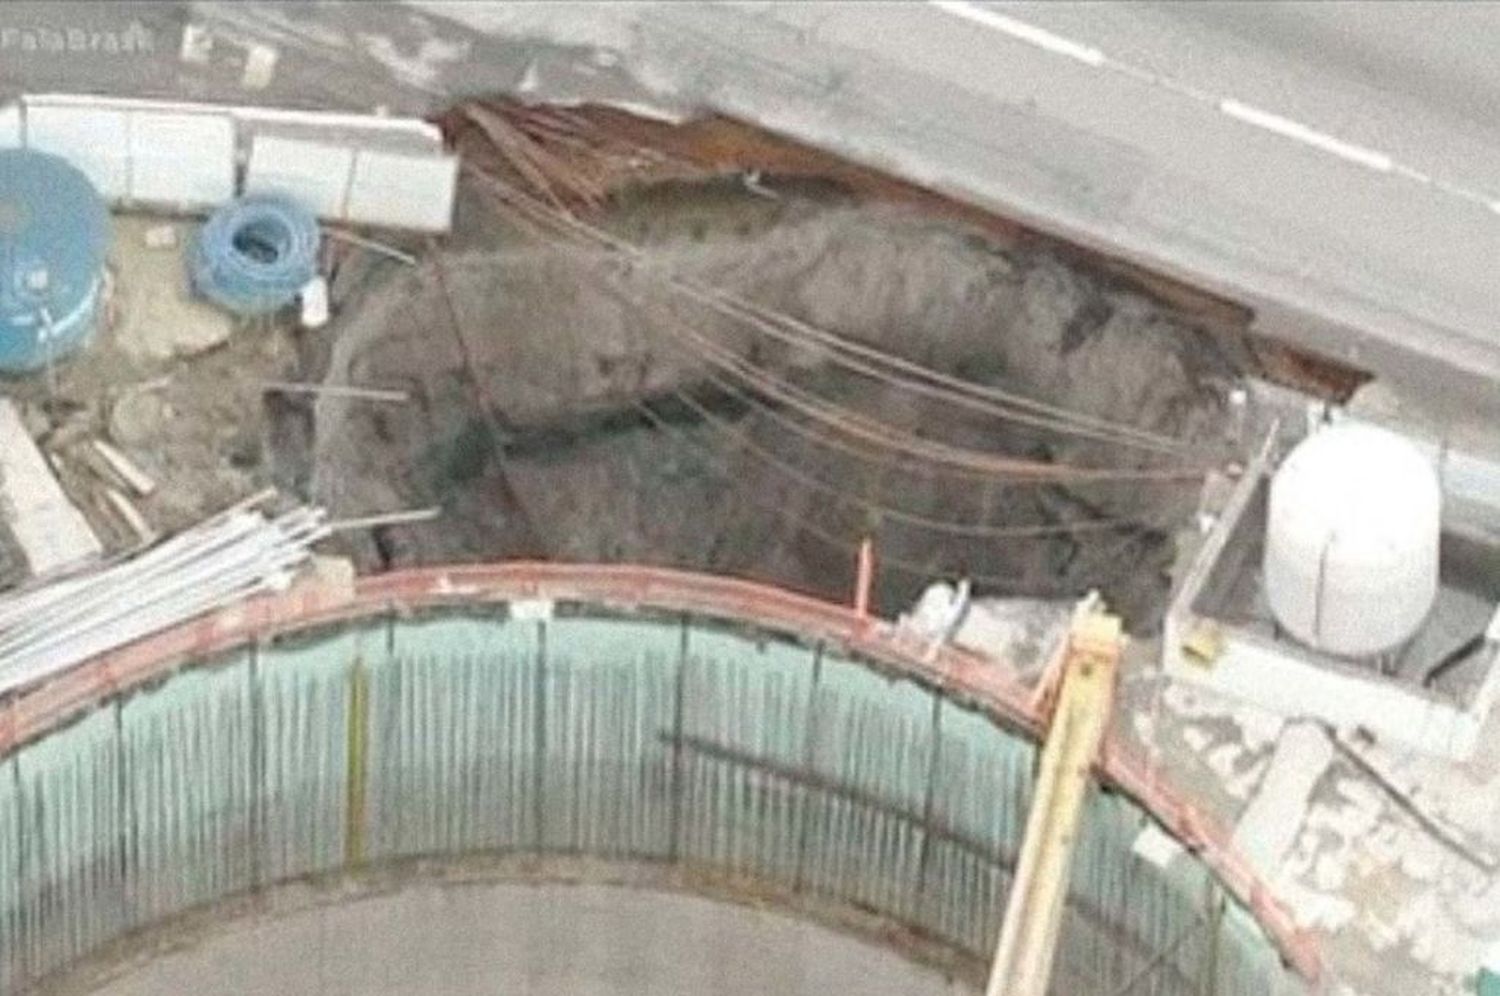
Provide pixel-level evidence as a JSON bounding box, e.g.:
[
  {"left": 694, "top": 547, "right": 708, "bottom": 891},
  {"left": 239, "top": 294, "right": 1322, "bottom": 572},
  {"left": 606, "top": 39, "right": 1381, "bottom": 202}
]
[
  {"left": 299, "top": 276, "right": 329, "bottom": 330},
  {"left": 1264, "top": 422, "right": 1441, "bottom": 658}
]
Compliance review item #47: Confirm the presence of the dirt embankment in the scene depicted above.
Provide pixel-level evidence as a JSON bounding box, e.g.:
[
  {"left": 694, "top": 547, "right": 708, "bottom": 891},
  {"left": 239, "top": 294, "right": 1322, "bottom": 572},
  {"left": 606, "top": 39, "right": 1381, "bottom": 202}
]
[{"left": 301, "top": 179, "right": 1242, "bottom": 627}]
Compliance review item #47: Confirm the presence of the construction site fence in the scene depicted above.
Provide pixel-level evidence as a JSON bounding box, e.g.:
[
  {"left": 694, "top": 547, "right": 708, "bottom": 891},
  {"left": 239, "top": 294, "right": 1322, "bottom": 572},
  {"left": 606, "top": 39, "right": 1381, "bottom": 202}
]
[{"left": 0, "top": 569, "right": 1313, "bottom": 995}]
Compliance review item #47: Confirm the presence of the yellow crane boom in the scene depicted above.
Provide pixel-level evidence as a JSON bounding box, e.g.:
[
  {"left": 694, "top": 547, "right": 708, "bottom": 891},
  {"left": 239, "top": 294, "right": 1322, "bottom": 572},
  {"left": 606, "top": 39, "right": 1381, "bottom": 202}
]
[{"left": 986, "top": 607, "right": 1123, "bottom": 996}]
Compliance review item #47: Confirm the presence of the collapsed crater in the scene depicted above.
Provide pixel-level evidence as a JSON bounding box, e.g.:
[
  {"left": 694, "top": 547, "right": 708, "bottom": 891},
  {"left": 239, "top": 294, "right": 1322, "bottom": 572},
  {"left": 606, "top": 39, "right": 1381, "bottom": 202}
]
[{"left": 299, "top": 175, "right": 1247, "bottom": 627}]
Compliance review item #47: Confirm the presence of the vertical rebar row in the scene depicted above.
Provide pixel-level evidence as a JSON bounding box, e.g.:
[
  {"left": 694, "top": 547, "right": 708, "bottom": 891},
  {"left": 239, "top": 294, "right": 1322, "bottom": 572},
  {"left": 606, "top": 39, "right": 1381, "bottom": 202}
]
[{"left": 0, "top": 608, "right": 1308, "bottom": 995}]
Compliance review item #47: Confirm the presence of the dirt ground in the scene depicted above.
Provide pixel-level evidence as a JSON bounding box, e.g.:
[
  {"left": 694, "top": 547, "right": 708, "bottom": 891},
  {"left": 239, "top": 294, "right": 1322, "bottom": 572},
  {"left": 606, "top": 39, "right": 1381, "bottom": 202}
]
[
  {"left": 2, "top": 215, "right": 295, "bottom": 552},
  {"left": 296, "top": 176, "right": 1246, "bottom": 627}
]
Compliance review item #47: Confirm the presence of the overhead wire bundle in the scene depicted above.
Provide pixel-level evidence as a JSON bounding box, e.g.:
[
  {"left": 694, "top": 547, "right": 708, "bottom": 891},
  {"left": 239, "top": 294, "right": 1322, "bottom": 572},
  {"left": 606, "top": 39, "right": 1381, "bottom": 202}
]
[
  {"left": 468, "top": 164, "right": 1211, "bottom": 473},
  {"left": 454, "top": 149, "right": 1219, "bottom": 591}
]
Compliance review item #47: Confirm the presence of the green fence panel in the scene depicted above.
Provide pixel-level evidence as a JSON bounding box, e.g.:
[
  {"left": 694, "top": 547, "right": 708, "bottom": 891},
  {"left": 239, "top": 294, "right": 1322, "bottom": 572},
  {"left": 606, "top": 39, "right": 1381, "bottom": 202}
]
[
  {"left": 677, "top": 624, "right": 820, "bottom": 882},
  {"left": 0, "top": 753, "right": 17, "bottom": 992},
  {"left": 255, "top": 625, "right": 367, "bottom": 881},
  {"left": 119, "top": 655, "right": 256, "bottom": 928},
  {"left": 802, "top": 657, "right": 937, "bottom": 921},
  {"left": 923, "top": 700, "right": 1037, "bottom": 953},
  {"left": 539, "top": 615, "right": 677, "bottom": 857},
  {"left": 7, "top": 708, "right": 121, "bottom": 982},
  {"left": 370, "top": 612, "right": 542, "bottom": 859}
]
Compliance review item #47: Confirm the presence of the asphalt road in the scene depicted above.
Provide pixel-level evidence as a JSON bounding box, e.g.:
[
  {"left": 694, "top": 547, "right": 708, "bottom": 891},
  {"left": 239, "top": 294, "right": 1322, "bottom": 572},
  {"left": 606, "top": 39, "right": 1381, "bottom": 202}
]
[{"left": 930, "top": 2, "right": 1500, "bottom": 402}]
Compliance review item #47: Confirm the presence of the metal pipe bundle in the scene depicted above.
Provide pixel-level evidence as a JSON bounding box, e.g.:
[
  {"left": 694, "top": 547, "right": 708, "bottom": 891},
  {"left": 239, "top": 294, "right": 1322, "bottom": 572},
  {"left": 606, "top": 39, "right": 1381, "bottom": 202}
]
[{"left": 0, "top": 504, "right": 329, "bottom": 696}]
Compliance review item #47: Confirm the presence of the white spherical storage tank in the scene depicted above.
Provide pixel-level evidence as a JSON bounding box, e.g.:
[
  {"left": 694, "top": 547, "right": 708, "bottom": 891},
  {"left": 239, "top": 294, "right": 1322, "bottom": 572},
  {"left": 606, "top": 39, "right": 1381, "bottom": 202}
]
[{"left": 1264, "top": 422, "right": 1442, "bottom": 658}]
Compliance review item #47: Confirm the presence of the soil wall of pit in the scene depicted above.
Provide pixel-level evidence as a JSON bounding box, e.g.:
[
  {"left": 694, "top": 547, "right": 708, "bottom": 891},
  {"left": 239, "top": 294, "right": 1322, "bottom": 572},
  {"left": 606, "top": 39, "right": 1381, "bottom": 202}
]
[{"left": 304, "top": 183, "right": 1241, "bottom": 627}]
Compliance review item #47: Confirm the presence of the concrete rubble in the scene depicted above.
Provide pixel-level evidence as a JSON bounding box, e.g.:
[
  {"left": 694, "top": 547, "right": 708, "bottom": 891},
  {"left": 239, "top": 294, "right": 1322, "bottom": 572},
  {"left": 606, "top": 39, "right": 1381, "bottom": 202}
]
[
  {"left": 1232, "top": 721, "right": 1334, "bottom": 874},
  {"left": 1118, "top": 656, "right": 1500, "bottom": 996}
]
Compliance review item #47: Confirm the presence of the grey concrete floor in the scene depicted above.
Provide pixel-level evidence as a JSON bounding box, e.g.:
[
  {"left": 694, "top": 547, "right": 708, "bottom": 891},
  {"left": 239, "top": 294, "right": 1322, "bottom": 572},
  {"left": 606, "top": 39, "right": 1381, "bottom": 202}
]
[{"left": 66, "top": 882, "right": 974, "bottom": 996}]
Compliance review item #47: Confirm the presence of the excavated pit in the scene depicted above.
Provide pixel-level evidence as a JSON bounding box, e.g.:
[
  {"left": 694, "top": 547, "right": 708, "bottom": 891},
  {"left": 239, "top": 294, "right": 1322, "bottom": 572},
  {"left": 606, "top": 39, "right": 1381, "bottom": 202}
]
[{"left": 300, "top": 178, "right": 1245, "bottom": 627}]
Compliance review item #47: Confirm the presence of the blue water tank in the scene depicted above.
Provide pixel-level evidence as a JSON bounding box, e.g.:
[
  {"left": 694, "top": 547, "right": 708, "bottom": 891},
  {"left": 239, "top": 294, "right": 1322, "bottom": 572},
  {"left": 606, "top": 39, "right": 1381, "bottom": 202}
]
[{"left": 0, "top": 150, "right": 109, "bottom": 373}]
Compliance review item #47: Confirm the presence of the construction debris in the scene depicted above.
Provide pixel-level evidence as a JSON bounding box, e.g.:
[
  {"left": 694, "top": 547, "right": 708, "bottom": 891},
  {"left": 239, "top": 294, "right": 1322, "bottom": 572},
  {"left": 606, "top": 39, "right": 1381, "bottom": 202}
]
[
  {"left": 261, "top": 380, "right": 411, "bottom": 403},
  {"left": 0, "top": 500, "right": 329, "bottom": 697},
  {"left": 91, "top": 438, "right": 158, "bottom": 497},
  {"left": 1232, "top": 721, "right": 1335, "bottom": 874},
  {"left": 0, "top": 399, "right": 102, "bottom": 578},
  {"left": 1331, "top": 728, "right": 1498, "bottom": 873},
  {"left": 142, "top": 223, "right": 178, "bottom": 250},
  {"left": 102, "top": 487, "right": 156, "bottom": 546},
  {"left": 326, "top": 507, "right": 442, "bottom": 531},
  {"left": 300, "top": 275, "right": 331, "bottom": 329},
  {"left": 323, "top": 227, "right": 419, "bottom": 266}
]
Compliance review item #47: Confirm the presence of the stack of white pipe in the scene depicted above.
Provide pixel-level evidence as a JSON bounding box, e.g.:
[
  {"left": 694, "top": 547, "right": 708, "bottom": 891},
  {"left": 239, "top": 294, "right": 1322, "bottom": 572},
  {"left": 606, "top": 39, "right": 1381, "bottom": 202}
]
[{"left": 0, "top": 504, "right": 329, "bottom": 697}]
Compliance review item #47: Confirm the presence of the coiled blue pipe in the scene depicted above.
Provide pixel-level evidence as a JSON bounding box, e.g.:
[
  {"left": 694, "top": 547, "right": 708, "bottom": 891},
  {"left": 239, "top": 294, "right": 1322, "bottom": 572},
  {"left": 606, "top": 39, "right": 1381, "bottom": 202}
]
[{"left": 190, "top": 195, "right": 320, "bottom": 315}]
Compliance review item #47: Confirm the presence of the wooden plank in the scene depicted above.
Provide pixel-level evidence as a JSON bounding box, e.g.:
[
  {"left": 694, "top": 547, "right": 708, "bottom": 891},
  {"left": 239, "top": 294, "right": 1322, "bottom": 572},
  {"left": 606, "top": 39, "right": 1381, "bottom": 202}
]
[
  {"left": 985, "top": 609, "right": 1122, "bottom": 996},
  {"left": 0, "top": 400, "right": 102, "bottom": 576},
  {"left": 92, "top": 439, "right": 157, "bottom": 497}
]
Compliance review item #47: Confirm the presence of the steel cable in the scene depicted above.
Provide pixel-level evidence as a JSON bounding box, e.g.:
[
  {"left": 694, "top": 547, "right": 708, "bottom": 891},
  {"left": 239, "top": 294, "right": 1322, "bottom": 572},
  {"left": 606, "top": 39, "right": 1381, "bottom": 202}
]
[
  {"left": 628, "top": 396, "right": 1078, "bottom": 595},
  {"left": 471, "top": 166, "right": 1211, "bottom": 458},
  {"left": 646, "top": 299, "right": 1203, "bottom": 483},
  {"left": 640, "top": 385, "right": 1146, "bottom": 539},
  {"left": 486, "top": 182, "right": 1205, "bottom": 484}
]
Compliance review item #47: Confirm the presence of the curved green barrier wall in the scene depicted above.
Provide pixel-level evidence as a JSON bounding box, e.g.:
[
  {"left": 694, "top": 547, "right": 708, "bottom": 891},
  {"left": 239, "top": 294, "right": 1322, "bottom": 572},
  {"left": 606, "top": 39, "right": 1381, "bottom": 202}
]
[{"left": 0, "top": 603, "right": 1307, "bottom": 995}]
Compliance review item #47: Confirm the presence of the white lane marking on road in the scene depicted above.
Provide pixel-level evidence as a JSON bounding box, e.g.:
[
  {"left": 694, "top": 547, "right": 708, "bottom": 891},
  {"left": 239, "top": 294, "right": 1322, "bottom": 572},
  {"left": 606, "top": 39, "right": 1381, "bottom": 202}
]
[
  {"left": 927, "top": 0, "right": 1500, "bottom": 215},
  {"left": 1392, "top": 164, "right": 1433, "bottom": 186},
  {"left": 928, "top": 0, "right": 1104, "bottom": 67},
  {"left": 1218, "top": 99, "right": 1392, "bottom": 173}
]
